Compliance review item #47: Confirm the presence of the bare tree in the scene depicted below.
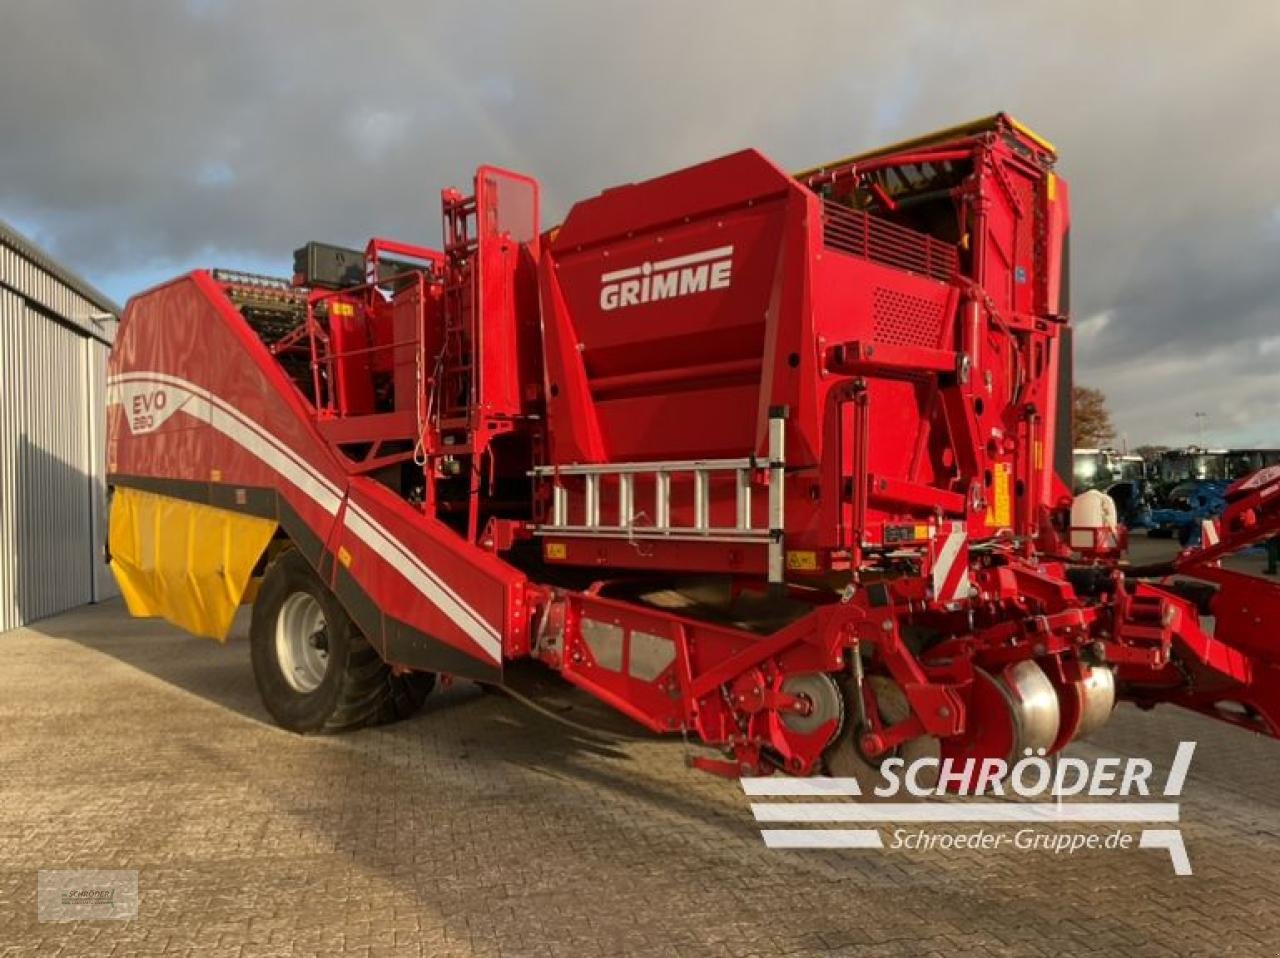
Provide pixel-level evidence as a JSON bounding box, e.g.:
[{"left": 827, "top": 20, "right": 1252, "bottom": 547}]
[{"left": 1073, "top": 386, "right": 1116, "bottom": 448}]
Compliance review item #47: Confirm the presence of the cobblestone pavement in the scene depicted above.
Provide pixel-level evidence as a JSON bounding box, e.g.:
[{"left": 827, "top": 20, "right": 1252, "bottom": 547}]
[{"left": 2, "top": 587, "right": 1279, "bottom": 957}]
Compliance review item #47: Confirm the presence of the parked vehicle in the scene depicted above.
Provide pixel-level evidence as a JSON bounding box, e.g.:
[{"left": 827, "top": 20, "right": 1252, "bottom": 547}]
[
  {"left": 1149, "top": 480, "right": 1230, "bottom": 544},
  {"left": 1072, "top": 449, "right": 1151, "bottom": 528}
]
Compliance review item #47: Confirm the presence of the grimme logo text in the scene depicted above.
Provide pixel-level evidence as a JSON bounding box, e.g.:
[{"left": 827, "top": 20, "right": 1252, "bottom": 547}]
[{"left": 599, "top": 245, "right": 732, "bottom": 310}]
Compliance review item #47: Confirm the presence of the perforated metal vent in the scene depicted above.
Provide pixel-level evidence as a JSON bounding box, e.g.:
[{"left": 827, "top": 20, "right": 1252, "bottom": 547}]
[{"left": 872, "top": 287, "right": 945, "bottom": 348}]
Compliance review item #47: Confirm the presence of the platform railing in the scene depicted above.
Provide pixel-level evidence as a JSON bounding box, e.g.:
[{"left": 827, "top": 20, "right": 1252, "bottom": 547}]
[{"left": 303, "top": 269, "right": 428, "bottom": 419}]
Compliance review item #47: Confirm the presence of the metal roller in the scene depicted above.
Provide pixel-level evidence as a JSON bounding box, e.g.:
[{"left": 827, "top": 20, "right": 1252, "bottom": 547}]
[
  {"left": 1001, "top": 659, "right": 1062, "bottom": 755},
  {"left": 1073, "top": 665, "right": 1116, "bottom": 741}
]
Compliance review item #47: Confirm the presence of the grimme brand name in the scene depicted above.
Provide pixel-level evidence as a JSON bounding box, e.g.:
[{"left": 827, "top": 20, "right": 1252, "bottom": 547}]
[{"left": 599, "top": 244, "right": 733, "bottom": 310}]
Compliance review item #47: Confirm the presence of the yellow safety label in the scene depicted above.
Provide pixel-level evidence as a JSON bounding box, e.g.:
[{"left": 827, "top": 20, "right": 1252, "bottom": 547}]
[
  {"left": 985, "top": 462, "right": 1012, "bottom": 528},
  {"left": 786, "top": 550, "right": 819, "bottom": 572},
  {"left": 545, "top": 542, "right": 567, "bottom": 560}
]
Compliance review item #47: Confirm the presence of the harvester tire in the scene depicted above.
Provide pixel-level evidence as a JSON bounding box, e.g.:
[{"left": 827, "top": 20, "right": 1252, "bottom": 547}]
[
  {"left": 251, "top": 549, "right": 414, "bottom": 733},
  {"left": 376, "top": 671, "right": 437, "bottom": 724}
]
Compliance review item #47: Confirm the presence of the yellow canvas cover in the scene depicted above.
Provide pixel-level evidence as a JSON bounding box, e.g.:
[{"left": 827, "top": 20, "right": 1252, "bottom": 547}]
[{"left": 109, "top": 487, "right": 277, "bottom": 640}]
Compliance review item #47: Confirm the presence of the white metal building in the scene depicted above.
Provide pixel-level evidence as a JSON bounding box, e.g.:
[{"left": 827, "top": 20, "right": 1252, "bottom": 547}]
[{"left": 0, "top": 219, "right": 119, "bottom": 631}]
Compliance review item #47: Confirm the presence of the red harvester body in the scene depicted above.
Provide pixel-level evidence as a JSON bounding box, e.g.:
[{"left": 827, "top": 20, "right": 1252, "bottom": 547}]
[{"left": 106, "top": 114, "right": 1280, "bottom": 781}]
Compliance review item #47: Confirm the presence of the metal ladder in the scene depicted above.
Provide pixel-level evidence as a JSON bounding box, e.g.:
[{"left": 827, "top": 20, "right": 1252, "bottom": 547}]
[{"left": 531, "top": 411, "right": 788, "bottom": 583}]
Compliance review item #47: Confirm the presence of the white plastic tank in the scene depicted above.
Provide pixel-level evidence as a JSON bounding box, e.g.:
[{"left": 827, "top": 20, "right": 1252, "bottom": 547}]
[{"left": 1070, "top": 489, "right": 1118, "bottom": 550}]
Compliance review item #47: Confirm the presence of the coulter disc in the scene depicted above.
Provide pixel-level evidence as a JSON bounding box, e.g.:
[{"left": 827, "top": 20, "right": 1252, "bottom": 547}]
[
  {"left": 939, "top": 662, "right": 1061, "bottom": 770},
  {"left": 824, "top": 674, "right": 940, "bottom": 795}
]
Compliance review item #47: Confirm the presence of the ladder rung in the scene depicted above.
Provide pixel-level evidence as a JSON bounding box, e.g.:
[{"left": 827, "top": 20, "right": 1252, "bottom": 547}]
[
  {"left": 584, "top": 474, "right": 601, "bottom": 527},
  {"left": 655, "top": 472, "right": 670, "bottom": 528},
  {"left": 736, "top": 467, "right": 753, "bottom": 530},
  {"left": 694, "top": 469, "right": 709, "bottom": 530}
]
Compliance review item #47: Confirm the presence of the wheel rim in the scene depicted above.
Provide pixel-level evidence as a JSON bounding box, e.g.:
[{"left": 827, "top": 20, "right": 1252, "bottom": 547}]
[{"left": 275, "top": 592, "right": 330, "bottom": 693}]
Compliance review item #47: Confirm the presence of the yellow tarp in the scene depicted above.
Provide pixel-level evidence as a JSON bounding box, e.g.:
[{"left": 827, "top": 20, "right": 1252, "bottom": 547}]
[{"left": 109, "top": 487, "right": 277, "bottom": 640}]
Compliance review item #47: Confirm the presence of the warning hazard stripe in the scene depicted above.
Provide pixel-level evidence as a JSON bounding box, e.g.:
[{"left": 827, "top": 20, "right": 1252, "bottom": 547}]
[{"left": 931, "top": 521, "right": 970, "bottom": 602}]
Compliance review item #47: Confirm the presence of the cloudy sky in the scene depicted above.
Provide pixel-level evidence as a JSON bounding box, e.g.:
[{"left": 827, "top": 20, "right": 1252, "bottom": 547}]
[{"left": 2, "top": 1, "right": 1278, "bottom": 447}]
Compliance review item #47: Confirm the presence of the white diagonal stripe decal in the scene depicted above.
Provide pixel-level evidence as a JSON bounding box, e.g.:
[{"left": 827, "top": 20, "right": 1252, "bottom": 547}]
[
  {"left": 107, "top": 371, "right": 501, "bottom": 660},
  {"left": 343, "top": 502, "right": 502, "bottom": 660},
  {"left": 932, "top": 521, "right": 966, "bottom": 598}
]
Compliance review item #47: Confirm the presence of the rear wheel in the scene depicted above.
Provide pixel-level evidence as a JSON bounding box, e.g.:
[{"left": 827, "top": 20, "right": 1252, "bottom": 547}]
[
  {"left": 378, "top": 671, "right": 437, "bottom": 724},
  {"left": 250, "top": 549, "right": 432, "bottom": 732}
]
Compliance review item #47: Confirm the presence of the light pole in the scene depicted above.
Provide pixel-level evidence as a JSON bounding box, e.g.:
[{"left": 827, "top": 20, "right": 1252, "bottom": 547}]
[{"left": 1194, "top": 411, "right": 1208, "bottom": 446}]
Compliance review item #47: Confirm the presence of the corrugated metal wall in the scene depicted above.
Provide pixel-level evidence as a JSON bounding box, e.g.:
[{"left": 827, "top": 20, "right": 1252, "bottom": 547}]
[
  {"left": 87, "top": 338, "right": 115, "bottom": 606},
  {"left": 0, "top": 243, "right": 117, "bottom": 632},
  {"left": 0, "top": 239, "right": 115, "bottom": 328}
]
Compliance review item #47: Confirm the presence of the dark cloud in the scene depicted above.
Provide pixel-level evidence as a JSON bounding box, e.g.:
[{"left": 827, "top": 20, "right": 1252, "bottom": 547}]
[{"left": 2, "top": 1, "right": 1278, "bottom": 444}]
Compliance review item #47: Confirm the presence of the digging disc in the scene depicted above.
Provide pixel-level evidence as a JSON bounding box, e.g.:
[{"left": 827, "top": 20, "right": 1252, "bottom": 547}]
[
  {"left": 938, "top": 662, "right": 1060, "bottom": 771},
  {"left": 1049, "top": 678, "right": 1086, "bottom": 755},
  {"left": 824, "top": 674, "right": 940, "bottom": 795}
]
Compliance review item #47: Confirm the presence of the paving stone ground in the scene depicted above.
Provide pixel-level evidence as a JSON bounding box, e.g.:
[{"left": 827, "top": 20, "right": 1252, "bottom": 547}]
[{"left": 2, "top": 547, "right": 1279, "bottom": 956}]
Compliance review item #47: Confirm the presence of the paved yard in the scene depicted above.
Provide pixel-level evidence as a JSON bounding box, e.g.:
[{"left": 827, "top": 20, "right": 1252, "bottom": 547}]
[{"left": 2, "top": 577, "right": 1280, "bottom": 957}]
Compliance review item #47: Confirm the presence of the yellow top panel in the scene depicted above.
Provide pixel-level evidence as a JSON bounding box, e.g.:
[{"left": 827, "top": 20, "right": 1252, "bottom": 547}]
[{"left": 794, "top": 113, "right": 1055, "bottom": 180}]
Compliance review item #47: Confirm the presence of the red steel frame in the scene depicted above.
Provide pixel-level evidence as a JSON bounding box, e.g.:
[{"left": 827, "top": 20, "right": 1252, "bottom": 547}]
[{"left": 106, "top": 115, "right": 1280, "bottom": 777}]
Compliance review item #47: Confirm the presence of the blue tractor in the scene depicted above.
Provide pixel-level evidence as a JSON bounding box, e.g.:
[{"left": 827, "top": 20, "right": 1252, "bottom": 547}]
[
  {"left": 1147, "top": 448, "right": 1280, "bottom": 545},
  {"left": 1148, "top": 479, "right": 1230, "bottom": 545}
]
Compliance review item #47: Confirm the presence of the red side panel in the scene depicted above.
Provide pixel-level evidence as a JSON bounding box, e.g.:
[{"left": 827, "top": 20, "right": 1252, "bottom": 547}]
[
  {"left": 334, "top": 477, "right": 526, "bottom": 664},
  {"left": 541, "top": 150, "right": 799, "bottom": 464},
  {"left": 107, "top": 271, "right": 525, "bottom": 678},
  {"left": 108, "top": 272, "right": 344, "bottom": 522}
]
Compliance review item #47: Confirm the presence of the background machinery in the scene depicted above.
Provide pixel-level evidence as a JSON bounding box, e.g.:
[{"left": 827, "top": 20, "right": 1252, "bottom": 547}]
[
  {"left": 1073, "top": 447, "right": 1151, "bottom": 528},
  {"left": 105, "top": 115, "right": 1280, "bottom": 784},
  {"left": 1146, "top": 448, "right": 1280, "bottom": 543},
  {"left": 1153, "top": 447, "right": 1230, "bottom": 494}
]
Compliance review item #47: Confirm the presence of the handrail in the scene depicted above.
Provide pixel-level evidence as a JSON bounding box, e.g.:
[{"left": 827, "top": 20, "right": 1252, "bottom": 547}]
[{"left": 304, "top": 268, "right": 430, "bottom": 417}]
